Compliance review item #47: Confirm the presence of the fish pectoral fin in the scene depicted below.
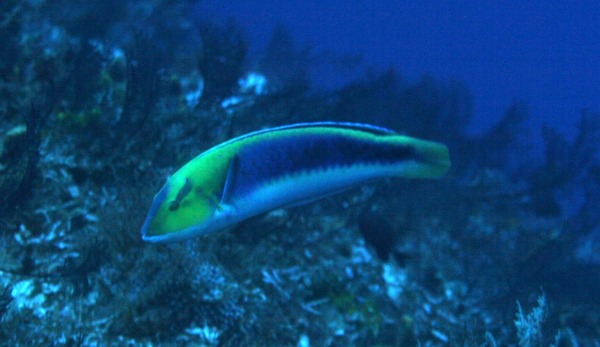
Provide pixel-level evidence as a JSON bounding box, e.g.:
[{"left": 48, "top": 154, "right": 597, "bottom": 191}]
[
  {"left": 215, "top": 202, "right": 235, "bottom": 219},
  {"left": 219, "top": 155, "right": 239, "bottom": 207}
]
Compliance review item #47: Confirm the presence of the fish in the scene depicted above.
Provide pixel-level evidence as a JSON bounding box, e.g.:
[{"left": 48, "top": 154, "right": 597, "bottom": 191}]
[{"left": 141, "top": 122, "right": 450, "bottom": 242}]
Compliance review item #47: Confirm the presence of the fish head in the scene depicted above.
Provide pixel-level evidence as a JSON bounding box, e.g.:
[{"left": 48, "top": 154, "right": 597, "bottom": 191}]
[{"left": 141, "top": 173, "right": 219, "bottom": 242}]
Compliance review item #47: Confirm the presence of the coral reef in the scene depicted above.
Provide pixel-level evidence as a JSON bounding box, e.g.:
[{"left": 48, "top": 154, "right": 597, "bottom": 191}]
[{"left": 0, "top": 1, "right": 598, "bottom": 346}]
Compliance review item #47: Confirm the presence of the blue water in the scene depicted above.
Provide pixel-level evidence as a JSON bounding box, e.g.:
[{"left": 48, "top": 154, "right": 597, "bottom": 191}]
[
  {"left": 199, "top": 1, "right": 600, "bottom": 138},
  {"left": 0, "top": 1, "right": 598, "bottom": 345}
]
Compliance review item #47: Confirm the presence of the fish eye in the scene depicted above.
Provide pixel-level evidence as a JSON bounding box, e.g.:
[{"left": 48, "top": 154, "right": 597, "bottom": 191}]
[
  {"left": 168, "top": 177, "right": 192, "bottom": 212},
  {"left": 168, "top": 201, "right": 180, "bottom": 211}
]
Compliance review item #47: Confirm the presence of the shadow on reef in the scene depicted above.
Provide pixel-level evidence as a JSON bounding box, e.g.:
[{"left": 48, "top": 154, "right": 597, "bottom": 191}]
[
  {"left": 0, "top": 105, "right": 43, "bottom": 215},
  {"left": 0, "top": 1, "right": 599, "bottom": 346}
]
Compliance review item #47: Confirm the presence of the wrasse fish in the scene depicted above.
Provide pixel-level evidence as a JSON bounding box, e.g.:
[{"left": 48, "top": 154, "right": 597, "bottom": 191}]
[{"left": 141, "top": 122, "right": 450, "bottom": 242}]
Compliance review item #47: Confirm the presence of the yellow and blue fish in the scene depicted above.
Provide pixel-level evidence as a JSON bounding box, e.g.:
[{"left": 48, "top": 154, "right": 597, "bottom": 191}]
[{"left": 141, "top": 122, "right": 450, "bottom": 242}]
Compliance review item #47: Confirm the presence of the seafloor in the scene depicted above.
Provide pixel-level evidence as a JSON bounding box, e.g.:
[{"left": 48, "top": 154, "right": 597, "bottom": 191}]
[{"left": 1, "top": 1, "right": 599, "bottom": 346}]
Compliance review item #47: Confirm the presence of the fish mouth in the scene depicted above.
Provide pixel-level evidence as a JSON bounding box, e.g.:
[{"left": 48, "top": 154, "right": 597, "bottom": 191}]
[
  {"left": 140, "top": 216, "right": 160, "bottom": 242},
  {"left": 140, "top": 183, "right": 170, "bottom": 242},
  {"left": 140, "top": 181, "right": 215, "bottom": 243}
]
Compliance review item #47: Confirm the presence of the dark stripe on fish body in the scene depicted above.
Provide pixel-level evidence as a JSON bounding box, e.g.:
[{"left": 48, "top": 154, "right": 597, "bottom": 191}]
[{"left": 230, "top": 132, "right": 415, "bottom": 198}]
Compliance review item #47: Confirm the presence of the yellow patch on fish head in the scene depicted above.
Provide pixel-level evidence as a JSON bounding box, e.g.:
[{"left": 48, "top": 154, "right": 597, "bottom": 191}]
[{"left": 141, "top": 174, "right": 217, "bottom": 241}]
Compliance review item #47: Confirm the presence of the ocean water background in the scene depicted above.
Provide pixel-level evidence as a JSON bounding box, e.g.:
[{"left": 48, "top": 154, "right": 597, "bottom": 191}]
[
  {"left": 0, "top": 1, "right": 598, "bottom": 346},
  {"left": 199, "top": 1, "right": 600, "bottom": 138}
]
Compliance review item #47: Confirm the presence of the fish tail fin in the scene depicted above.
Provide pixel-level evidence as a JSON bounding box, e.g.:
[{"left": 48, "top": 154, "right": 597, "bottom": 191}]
[{"left": 396, "top": 137, "right": 451, "bottom": 179}]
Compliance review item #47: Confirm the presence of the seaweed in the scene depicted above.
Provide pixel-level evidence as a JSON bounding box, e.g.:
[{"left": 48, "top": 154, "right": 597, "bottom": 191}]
[
  {"left": 42, "top": 0, "right": 128, "bottom": 40},
  {"left": 259, "top": 24, "right": 311, "bottom": 93},
  {"left": 0, "top": 284, "right": 12, "bottom": 321},
  {"left": 0, "top": 104, "right": 44, "bottom": 215},
  {"left": 472, "top": 100, "right": 531, "bottom": 174},
  {"left": 358, "top": 209, "right": 400, "bottom": 261},
  {"left": 528, "top": 110, "right": 600, "bottom": 217},
  {"left": 329, "top": 69, "right": 474, "bottom": 154},
  {"left": 58, "top": 238, "right": 108, "bottom": 295},
  {"left": 0, "top": 1, "right": 27, "bottom": 102},
  {"left": 0, "top": 1, "right": 599, "bottom": 345},
  {"left": 197, "top": 22, "right": 247, "bottom": 103}
]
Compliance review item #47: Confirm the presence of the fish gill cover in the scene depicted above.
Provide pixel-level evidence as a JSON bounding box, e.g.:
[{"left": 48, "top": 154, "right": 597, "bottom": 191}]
[{"left": 0, "top": 0, "right": 599, "bottom": 346}]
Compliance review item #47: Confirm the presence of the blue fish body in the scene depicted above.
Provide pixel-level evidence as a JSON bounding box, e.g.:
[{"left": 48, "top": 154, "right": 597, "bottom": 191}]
[{"left": 141, "top": 122, "right": 450, "bottom": 242}]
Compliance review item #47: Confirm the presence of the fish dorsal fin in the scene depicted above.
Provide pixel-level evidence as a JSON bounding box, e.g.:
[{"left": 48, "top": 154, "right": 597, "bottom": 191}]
[
  {"left": 258, "top": 121, "right": 398, "bottom": 136},
  {"left": 199, "top": 122, "right": 397, "bottom": 159},
  {"left": 219, "top": 155, "right": 239, "bottom": 208}
]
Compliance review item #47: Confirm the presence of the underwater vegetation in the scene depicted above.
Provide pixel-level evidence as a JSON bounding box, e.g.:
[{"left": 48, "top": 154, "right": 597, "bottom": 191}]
[{"left": 0, "top": 1, "right": 599, "bottom": 346}]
